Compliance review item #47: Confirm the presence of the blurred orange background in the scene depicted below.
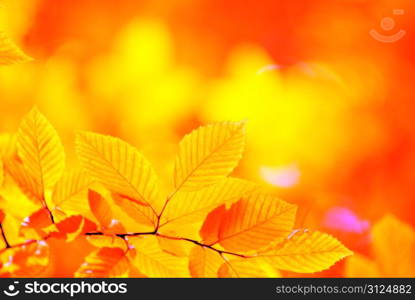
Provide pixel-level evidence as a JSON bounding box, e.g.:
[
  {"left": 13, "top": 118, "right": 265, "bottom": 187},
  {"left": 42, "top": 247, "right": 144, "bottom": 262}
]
[{"left": 0, "top": 0, "right": 414, "bottom": 276}]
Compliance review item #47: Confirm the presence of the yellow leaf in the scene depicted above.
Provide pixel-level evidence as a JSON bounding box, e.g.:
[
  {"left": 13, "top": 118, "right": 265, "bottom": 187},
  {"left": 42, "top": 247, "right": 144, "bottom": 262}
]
[
  {"left": 207, "top": 192, "right": 297, "bottom": 252},
  {"left": 75, "top": 247, "right": 132, "bottom": 278},
  {"left": 16, "top": 108, "right": 65, "bottom": 200},
  {"left": 129, "top": 236, "right": 189, "bottom": 277},
  {"left": 112, "top": 193, "right": 157, "bottom": 228},
  {"left": 0, "top": 134, "right": 17, "bottom": 159},
  {"left": 0, "top": 32, "right": 32, "bottom": 65},
  {"left": 345, "top": 254, "right": 380, "bottom": 278},
  {"left": 157, "top": 222, "right": 203, "bottom": 241},
  {"left": 218, "top": 257, "right": 281, "bottom": 278},
  {"left": 75, "top": 131, "right": 161, "bottom": 219},
  {"left": 260, "top": 230, "right": 352, "bottom": 273},
  {"left": 157, "top": 236, "right": 191, "bottom": 257},
  {"left": 160, "top": 178, "right": 256, "bottom": 227},
  {"left": 4, "top": 157, "right": 42, "bottom": 202},
  {"left": 52, "top": 169, "right": 93, "bottom": 216},
  {"left": 0, "top": 214, "right": 28, "bottom": 246},
  {"left": 173, "top": 121, "right": 245, "bottom": 191},
  {"left": 0, "top": 179, "right": 38, "bottom": 220},
  {"left": 86, "top": 235, "right": 128, "bottom": 251},
  {"left": 188, "top": 245, "right": 224, "bottom": 278},
  {"left": 372, "top": 215, "right": 415, "bottom": 277}
]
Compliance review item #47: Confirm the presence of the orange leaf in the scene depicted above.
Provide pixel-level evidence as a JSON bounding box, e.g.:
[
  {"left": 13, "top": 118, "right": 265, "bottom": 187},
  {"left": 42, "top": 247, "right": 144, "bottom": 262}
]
[
  {"left": 199, "top": 205, "right": 227, "bottom": 245},
  {"left": 201, "top": 192, "right": 297, "bottom": 252},
  {"left": 20, "top": 208, "right": 53, "bottom": 239},
  {"left": 0, "top": 240, "right": 49, "bottom": 277},
  {"left": 75, "top": 247, "right": 132, "bottom": 278},
  {"left": 88, "top": 190, "right": 114, "bottom": 229},
  {"left": 54, "top": 215, "right": 97, "bottom": 242},
  {"left": 0, "top": 210, "right": 5, "bottom": 223}
]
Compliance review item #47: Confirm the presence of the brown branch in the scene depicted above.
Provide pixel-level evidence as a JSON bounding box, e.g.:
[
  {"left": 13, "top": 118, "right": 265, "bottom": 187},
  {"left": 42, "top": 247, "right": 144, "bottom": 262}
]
[
  {"left": 42, "top": 199, "right": 55, "bottom": 224},
  {"left": 85, "top": 231, "right": 157, "bottom": 238},
  {"left": 85, "top": 231, "right": 249, "bottom": 258},
  {"left": 1, "top": 216, "right": 250, "bottom": 261},
  {"left": 0, "top": 223, "right": 10, "bottom": 248},
  {"left": 156, "top": 233, "right": 249, "bottom": 258}
]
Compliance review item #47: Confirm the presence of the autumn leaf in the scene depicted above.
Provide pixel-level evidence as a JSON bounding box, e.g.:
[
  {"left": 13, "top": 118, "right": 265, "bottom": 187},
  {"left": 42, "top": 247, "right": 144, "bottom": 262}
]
[
  {"left": 0, "top": 240, "right": 49, "bottom": 277},
  {"left": 86, "top": 235, "right": 128, "bottom": 251},
  {"left": 75, "top": 131, "right": 161, "bottom": 223},
  {"left": 20, "top": 208, "right": 54, "bottom": 240},
  {"left": 16, "top": 108, "right": 65, "bottom": 201},
  {"left": 88, "top": 190, "right": 125, "bottom": 234},
  {"left": 88, "top": 190, "right": 114, "bottom": 229},
  {"left": 0, "top": 109, "right": 354, "bottom": 277},
  {"left": 157, "top": 236, "right": 191, "bottom": 257},
  {"left": 160, "top": 178, "right": 256, "bottom": 228},
  {"left": 188, "top": 245, "right": 224, "bottom": 277},
  {"left": 173, "top": 121, "right": 245, "bottom": 192},
  {"left": 4, "top": 157, "right": 43, "bottom": 202},
  {"left": 260, "top": 230, "right": 352, "bottom": 273},
  {"left": 218, "top": 258, "right": 281, "bottom": 278},
  {"left": 53, "top": 215, "right": 97, "bottom": 242},
  {"left": 0, "top": 178, "right": 39, "bottom": 221},
  {"left": 112, "top": 193, "right": 157, "bottom": 228},
  {"left": 129, "top": 236, "right": 189, "bottom": 277},
  {"left": 75, "top": 247, "right": 132, "bottom": 278},
  {"left": 199, "top": 205, "right": 227, "bottom": 245},
  {"left": 200, "top": 192, "right": 297, "bottom": 252},
  {"left": 51, "top": 170, "right": 93, "bottom": 218},
  {"left": 0, "top": 32, "right": 32, "bottom": 65}
]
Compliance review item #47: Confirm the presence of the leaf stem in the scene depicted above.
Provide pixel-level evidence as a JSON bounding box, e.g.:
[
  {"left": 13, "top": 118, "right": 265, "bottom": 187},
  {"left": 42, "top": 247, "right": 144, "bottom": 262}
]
[
  {"left": 0, "top": 223, "right": 10, "bottom": 248},
  {"left": 156, "top": 233, "right": 249, "bottom": 258},
  {"left": 41, "top": 197, "right": 55, "bottom": 224}
]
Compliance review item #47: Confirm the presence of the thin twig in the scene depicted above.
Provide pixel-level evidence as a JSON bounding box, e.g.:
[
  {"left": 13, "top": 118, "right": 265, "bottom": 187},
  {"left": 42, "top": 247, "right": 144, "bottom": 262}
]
[{"left": 0, "top": 223, "right": 10, "bottom": 248}]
